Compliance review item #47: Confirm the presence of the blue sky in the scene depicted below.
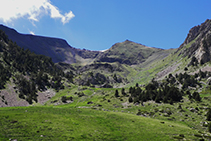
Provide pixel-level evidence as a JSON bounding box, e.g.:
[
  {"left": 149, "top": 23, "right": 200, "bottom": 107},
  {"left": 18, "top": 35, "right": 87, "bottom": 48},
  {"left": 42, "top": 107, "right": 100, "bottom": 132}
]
[{"left": 0, "top": 0, "right": 211, "bottom": 51}]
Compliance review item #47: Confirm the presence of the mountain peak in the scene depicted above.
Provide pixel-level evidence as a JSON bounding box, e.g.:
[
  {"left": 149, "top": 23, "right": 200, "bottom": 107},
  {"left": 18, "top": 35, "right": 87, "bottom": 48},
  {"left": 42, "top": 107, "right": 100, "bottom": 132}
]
[
  {"left": 182, "top": 19, "right": 211, "bottom": 46},
  {"left": 124, "top": 39, "right": 133, "bottom": 43},
  {"left": 122, "top": 39, "right": 144, "bottom": 46}
]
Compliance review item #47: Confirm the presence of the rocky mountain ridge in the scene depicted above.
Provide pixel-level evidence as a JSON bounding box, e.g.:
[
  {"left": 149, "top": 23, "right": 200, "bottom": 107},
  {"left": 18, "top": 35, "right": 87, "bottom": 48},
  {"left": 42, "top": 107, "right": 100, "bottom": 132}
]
[
  {"left": 0, "top": 25, "right": 171, "bottom": 66},
  {"left": 177, "top": 19, "right": 211, "bottom": 64}
]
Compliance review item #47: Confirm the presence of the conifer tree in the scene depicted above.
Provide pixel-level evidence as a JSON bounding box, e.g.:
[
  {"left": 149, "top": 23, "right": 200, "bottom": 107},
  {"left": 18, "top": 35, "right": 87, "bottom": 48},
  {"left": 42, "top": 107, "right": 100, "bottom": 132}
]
[
  {"left": 207, "top": 109, "right": 211, "bottom": 121},
  {"left": 128, "top": 96, "right": 133, "bottom": 103},
  {"left": 115, "top": 90, "right": 119, "bottom": 97},
  {"left": 121, "top": 88, "right": 126, "bottom": 95}
]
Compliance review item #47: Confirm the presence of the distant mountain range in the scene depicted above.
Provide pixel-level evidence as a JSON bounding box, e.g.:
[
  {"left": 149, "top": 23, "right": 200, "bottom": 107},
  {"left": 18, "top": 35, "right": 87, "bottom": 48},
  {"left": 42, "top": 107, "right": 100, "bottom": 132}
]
[
  {"left": 0, "top": 24, "right": 173, "bottom": 66},
  {"left": 1, "top": 19, "right": 211, "bottom": 78}
]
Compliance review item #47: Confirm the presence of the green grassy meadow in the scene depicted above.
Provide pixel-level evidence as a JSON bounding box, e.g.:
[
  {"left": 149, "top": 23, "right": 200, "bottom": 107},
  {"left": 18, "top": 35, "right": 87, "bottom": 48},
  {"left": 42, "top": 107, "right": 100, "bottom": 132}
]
[{"left": 0, "top": 106, "right": 201, "bottom": 141}]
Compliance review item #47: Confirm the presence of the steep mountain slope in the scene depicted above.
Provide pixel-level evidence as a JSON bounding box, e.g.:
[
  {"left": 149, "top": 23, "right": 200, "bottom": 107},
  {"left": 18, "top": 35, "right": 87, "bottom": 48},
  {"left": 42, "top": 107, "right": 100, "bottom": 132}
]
[
  {"left": 0, "top": 24, "right": 100, "bottom": 64},
  {"left": 0, "top": 29, "right": 73, "bottom": 106},
  {"left": 143, "top": 19, "right": 211, "bottom": 81},
  {"left": 176, "top": 19, "right": 211, "bottom": 64}
]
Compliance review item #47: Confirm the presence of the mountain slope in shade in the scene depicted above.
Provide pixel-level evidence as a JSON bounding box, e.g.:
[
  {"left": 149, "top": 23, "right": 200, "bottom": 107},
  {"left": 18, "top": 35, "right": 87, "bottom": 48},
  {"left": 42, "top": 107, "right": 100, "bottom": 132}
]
[{"left": 0, "top": 24, "right": 100, "bottom": 64}]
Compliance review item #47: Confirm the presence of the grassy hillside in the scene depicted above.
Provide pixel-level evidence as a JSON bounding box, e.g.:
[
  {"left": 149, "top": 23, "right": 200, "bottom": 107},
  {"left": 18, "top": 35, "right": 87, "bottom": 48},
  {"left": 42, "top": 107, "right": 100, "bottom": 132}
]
[
  {"left": 0, "top": 106, "right": 203, "bottom": 141},
  {"left": 126, "top": 49, "right": 176, "bottom": 86},
  {"left": 41, "top": 85, "right": 211, "bottom": 139}
]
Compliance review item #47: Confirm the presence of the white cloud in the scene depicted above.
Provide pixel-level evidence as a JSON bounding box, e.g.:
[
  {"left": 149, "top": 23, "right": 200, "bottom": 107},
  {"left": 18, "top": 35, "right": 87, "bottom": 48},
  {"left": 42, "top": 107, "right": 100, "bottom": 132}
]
[
  {"left": 62, "top": 11, "right": 75, "bottom": 24},
  {"left": 0, "top": 0, "right": 75, "bottom": 24}
]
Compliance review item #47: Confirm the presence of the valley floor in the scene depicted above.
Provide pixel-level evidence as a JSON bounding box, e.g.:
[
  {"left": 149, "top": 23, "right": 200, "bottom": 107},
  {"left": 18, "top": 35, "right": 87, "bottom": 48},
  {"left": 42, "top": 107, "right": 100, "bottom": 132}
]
[{"left": 1, "top": 86, "right": 211, "bottom": 140}]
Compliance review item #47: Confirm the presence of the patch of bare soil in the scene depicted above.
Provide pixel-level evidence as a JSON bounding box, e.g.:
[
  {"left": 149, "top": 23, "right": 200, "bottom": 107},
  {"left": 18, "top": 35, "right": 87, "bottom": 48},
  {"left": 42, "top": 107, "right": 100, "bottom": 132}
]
[
  {"left": 0, "top": 84, "right": 29, "bottom": 107},
  {"left": 201, "top": 66, "right": 211, "bottom": 72},
  {"left": 0, "top": 83, "right": 56, "bottom": 107},
  {"left": 122, "top": 102, "right": 130, "bottom": 108},
  {"left": 37, "top": 89, "right": 56, "bottom": 105}
]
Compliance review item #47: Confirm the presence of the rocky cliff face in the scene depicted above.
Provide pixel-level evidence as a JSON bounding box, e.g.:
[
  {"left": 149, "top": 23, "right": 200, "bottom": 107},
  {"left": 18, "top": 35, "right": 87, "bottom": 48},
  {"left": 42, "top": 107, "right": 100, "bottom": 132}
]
[{"left": 177, "top": 19, "right": 211, "bottom": 64}]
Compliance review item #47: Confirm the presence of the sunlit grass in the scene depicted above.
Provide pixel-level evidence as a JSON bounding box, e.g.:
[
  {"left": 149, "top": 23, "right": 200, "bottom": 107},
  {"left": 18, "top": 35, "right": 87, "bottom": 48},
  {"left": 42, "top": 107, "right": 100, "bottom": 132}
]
[{"left": 0, "top": 106, "right": 201, "bottom": 140}]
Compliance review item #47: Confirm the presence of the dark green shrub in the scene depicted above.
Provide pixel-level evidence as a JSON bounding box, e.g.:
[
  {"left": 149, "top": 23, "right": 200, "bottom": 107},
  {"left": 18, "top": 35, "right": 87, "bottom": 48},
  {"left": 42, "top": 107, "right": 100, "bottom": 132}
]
[{"left": 61, "top": 96, "right": 67, "bottom": 103}]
